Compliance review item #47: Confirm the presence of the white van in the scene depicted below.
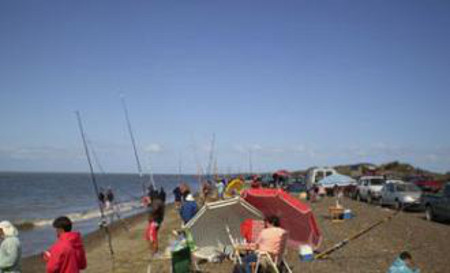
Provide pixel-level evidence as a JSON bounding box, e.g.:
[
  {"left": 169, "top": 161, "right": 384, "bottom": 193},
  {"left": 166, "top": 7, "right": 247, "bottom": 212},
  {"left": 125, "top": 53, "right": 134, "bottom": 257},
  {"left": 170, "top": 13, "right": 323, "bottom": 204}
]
[{"left": 306, "top": 167, "right": 337, "bottom": 189}]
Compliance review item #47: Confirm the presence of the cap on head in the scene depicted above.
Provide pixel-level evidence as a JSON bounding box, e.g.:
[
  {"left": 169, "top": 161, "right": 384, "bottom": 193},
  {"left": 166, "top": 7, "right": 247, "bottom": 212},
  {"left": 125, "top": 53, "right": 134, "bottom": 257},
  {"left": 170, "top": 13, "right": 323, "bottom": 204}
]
[{"left": 185, "top": 194, "right": 195, "bottom": 201}]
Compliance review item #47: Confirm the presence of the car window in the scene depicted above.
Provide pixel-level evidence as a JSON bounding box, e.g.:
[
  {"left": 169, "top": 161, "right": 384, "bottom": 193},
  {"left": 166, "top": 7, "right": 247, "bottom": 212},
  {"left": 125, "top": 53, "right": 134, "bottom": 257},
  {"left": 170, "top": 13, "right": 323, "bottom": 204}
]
[
  {"left": 387, "top": 184, "right": 394, "bottom": 192},
  {"left": 396, "top": 184, "right": 421, "bottom": 192},
  {"left": 370, "top": 179, "right": 384, "bottom": 185}
]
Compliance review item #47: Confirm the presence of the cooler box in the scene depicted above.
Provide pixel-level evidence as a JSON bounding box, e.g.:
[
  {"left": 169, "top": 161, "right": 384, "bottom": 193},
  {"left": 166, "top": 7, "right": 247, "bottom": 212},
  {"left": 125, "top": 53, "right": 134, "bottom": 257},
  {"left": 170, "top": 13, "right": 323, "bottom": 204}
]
[
  {"left": 343, "top": 209, "right": 353, "bottom": 219},
  {"left": 299, "top": 245, "right": 314, "bottom": 261}
]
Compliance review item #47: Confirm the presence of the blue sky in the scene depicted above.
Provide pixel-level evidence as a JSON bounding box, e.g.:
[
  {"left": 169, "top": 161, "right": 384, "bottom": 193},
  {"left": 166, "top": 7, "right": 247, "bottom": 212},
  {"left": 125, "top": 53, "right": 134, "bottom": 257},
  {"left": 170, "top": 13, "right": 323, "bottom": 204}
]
[{"left": 1, "top": 0, "right": 449, "bottom": 173}]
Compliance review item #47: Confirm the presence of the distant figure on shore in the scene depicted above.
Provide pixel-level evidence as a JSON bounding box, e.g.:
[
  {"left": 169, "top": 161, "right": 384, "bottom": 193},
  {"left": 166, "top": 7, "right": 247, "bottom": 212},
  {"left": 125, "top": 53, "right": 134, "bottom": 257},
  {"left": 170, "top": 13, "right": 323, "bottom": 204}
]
[
  {"left": 0, "top": 221, "right": 21, "bottom": 273},
  {"left": 201, "top": 180, "right": 212, "bottom": 201},
  {"left": 144, "top": 212, "right": 159, "bottom": 256},
  {"left": 158, "top": 187, "right": 166, "bottom": 203},
  {"left": 173, "top": 186, "right": 182, "bottom": 208},
  {"left": 251, "top": 176, "right": 262, "bottom": 189},
  {"left": 318, "top": 185, "right": 326, "bottom": 198},
  {"left": 388, "top": 251, "right": 420, "bottom": 273},
  {"left": 216, "top": 179, "right": 225, "bottom": 199},
  {"left": 98, "top": 188, "right": 106, "bottom": 208},
  {"left": 105, "top": 188, "right": 114, "bottom": 210},
  {"left": 150, "top": 196, "right": 165, "bottom": 226},
  {"left": 43, "top": 216, "right": 87, "bottom": 273},
  {"left": 180, "top": 194, "right": 198, "bottom": 225},
  {"left": 179, "top": 183, "right": 191, "bottom": 201}
]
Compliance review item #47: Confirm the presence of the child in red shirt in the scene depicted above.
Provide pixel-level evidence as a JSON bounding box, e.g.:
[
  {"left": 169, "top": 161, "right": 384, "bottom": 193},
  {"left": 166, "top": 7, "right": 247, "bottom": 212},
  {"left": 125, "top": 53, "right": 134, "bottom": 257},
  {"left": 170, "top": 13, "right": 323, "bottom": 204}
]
[{"left": 144, "top": 213, "right": 159, "bottom": 255}]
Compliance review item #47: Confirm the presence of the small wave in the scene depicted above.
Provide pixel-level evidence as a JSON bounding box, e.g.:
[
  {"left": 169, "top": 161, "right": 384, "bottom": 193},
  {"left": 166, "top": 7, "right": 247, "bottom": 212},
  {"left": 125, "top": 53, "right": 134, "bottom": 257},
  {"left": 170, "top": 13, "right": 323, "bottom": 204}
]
[
  {"left": 14, "top": 221, "right": 37, "bottom": 231},
  {"left": 14, "top": 200, "right": 142, "bottom": 231}
]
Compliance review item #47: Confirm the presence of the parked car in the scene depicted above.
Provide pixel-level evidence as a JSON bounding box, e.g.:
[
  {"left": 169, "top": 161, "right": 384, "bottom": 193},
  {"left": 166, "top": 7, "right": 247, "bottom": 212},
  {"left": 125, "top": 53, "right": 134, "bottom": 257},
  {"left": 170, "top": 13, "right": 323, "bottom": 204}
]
[
  {"left": 422, "top": 182, "right": 450, "bottom": 222},
  {"left": 355, "top": 176, "right": 386, "bottom": 204},
  {"left": 285, "top": 182, "right": 307, "bottom": 194},
  {"left": 413, "top": 178, "right": 442, "bottom": 193},
  {"left": 379, "top": 180, "right": 422, "bottom": 210}
]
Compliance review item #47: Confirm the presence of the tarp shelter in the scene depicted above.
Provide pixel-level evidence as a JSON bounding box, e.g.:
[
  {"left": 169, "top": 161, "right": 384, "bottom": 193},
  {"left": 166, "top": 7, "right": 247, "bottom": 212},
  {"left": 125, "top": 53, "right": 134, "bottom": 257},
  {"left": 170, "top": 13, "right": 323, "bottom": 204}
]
[
  {"left": 224, "top": 178, "right": 245, "bottom": 198},
  {"left": 241, "top": 188, "right": 322, "bottom": 249},
  {"left": 184, "top": 197, "right": 264, "bottom": 249},
  {"left": 274, "top": 170, "right": 291, "bottom": 177},
  {"left": 317, "top": 174, "right": 356, "bottom": 188}
]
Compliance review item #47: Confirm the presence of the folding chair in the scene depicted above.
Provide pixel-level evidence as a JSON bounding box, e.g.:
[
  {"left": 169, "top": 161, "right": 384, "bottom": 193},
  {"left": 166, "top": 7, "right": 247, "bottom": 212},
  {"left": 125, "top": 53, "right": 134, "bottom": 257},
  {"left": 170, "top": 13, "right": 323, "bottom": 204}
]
[{"left": 254, "top": 232, "right": 292, "bottom": 273}]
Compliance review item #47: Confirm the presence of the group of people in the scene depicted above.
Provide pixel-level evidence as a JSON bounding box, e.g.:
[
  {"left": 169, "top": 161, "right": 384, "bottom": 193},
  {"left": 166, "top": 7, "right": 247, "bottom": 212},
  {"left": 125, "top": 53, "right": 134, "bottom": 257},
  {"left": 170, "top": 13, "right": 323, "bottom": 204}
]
[
  {"left": 97, "top": 188, "right": 114, "bottom": 210},
  {"left": 0, "top": 216, "right": 86, "bottom": 273},
  {"left": 0, "top": 180, "right": 423, "bottom": 273}
]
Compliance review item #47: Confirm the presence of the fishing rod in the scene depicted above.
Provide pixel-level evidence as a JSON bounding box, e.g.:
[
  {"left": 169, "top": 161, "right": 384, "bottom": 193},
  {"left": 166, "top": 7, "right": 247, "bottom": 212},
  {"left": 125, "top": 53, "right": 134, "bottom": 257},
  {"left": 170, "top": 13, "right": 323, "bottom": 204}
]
[
  {"left": 248, "top": 148, "right": 253, "bottom": 175},
  {"left": 178, "top": 152, "right": 182, "bottom": 183},
  {"left": 315, "top": 207, "right": 406, "bottom": 260},
  {"left": 120, "top": 95, "right": 146, "bottom": 194},
  {"left": 190, "top": 139, "right": 204, "bottom": 190},
  {"left": 75, "top": 111, "right": 115, "bottom": 258},
  {"left": 147, "top": 156, "right": 156, "bottom": 189},
  {"left": 206, "top": 133, "right": 216, "bottom": 181}
]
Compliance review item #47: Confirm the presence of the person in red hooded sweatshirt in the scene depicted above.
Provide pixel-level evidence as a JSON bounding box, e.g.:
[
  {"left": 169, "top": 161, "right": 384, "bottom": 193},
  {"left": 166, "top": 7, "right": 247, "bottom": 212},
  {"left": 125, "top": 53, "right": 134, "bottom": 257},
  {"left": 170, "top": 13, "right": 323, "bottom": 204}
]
[{"left": 43, "top": 216, "right": 87, "bottom": 273}]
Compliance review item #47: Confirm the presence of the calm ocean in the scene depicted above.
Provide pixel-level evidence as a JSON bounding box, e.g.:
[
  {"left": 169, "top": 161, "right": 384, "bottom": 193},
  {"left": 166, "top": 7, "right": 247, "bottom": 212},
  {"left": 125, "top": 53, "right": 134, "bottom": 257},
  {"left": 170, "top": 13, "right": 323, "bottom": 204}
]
[{"left": 0, "top": 172, "right": 199, "bottom": 257}]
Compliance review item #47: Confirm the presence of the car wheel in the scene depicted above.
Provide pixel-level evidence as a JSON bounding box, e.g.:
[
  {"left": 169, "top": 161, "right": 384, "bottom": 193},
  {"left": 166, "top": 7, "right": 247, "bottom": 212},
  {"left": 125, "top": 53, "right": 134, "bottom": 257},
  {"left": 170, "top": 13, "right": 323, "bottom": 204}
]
[{"left": 425, "top": 206, "right": 434, "bottom": 221}]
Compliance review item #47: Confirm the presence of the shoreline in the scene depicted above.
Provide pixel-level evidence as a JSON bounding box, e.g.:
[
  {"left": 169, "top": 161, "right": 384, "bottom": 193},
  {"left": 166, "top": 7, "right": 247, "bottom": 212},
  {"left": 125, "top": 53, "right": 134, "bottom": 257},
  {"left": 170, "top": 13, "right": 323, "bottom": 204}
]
[
  {"left": 21, "top": 204, "right": 155, "bottom": 273},
  {"left": 21, "top": 195, "right": 450, "bottom": 273}
]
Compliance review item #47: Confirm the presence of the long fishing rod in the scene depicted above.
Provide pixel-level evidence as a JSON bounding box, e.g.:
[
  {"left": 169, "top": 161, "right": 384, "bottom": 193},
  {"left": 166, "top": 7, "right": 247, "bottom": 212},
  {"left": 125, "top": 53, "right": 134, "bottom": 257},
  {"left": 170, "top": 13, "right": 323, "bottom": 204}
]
[
  {"left": 315, "top": 208, "right": 402, "bottom": 260},
  {"left": 86, "top": 138, "right": 106, "bottom": 174},
  {"left": 75, "top": 111, "right": 115, "bottom": 257},
  {"left": 147, "top": 156, "right": 156, "bottom": 188},
  {"left": 248, "top": 148, "right": 253, "bottom": 175},
  {"left": 206, "top": 133, "right": 216, "bottom": 181},
  {"left": 121, "top": 95, "right": 146, "bottom": 194},
  {"left": 178, "top": 152, "right": 182, "bottom": 183},
  {"left": 190, "top": 139, "right": 204, "bottom": 190}
]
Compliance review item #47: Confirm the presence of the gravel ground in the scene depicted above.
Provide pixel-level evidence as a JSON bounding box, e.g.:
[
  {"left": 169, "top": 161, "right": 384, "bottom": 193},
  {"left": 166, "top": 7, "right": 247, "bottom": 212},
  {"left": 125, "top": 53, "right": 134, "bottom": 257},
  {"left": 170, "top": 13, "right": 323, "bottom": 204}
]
[{"left": 23, "top": 196, "right": 450, "bottom": 273}]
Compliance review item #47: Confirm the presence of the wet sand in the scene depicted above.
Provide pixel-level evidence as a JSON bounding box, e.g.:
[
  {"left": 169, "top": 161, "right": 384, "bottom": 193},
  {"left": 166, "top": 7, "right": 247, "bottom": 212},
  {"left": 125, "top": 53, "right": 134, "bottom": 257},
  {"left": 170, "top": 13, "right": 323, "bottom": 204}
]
[{"left": 22, "top": 196, "right": 450, "bottom": 273}]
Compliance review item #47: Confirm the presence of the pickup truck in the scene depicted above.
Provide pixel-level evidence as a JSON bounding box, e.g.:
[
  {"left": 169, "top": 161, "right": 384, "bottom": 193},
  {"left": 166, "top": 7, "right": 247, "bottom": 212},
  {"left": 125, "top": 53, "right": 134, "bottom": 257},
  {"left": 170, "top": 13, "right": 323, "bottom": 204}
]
[{"left": 422, "top": 182, "right": 450, "bottom": 222}]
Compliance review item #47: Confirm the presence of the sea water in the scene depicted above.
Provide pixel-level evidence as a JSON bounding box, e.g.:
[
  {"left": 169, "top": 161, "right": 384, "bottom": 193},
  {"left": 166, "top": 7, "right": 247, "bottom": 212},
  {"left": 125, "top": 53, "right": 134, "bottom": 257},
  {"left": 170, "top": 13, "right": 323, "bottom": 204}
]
[{"left": 0, "top": 172, "right": 199, "bottom": 257}]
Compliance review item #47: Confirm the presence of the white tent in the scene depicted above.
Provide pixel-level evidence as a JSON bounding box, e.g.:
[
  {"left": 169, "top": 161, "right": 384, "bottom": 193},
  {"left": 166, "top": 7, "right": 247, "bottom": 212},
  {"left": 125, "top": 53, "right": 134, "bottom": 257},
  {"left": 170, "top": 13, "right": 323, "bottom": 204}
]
[
  {"left": 184, "top": 197, "right": 264, "bottom": 249},
  {"left": 317, "top": 173, "right": 356, "bottom": 188}
]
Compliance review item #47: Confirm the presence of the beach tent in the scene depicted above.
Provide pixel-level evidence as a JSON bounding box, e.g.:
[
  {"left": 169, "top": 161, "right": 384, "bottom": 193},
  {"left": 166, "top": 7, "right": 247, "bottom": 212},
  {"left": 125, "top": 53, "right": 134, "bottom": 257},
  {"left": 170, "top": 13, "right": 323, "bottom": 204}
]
[
  {"left": 224, "top": 178, "right": 245, "bottom": 198},
  {"left": 241, "top": 188, "right": 322, "bottom": 249},
  {"left": 317, "top": 174, "right": 356, "bottom": 188},
  {"left": 184, "top": 197, "right": 264, "bottom": 249}
]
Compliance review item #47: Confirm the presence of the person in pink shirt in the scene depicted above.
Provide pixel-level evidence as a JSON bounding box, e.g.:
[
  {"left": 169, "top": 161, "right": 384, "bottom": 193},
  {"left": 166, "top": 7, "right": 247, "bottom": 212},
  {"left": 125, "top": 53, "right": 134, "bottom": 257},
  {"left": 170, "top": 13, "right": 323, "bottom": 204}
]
[
  {"left": 242, "top": 216, "right": 286, "bottom": 273},
  {"left": 144, "top": 213, "right": 159, "bottom": 256}
]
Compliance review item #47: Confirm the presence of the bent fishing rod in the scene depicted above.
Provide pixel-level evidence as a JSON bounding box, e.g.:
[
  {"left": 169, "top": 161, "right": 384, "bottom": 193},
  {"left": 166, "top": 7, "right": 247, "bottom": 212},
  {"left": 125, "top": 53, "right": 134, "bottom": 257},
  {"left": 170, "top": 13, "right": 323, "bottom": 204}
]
[{"left": 75, "top": 111, "right": 115, "bottom": 258}]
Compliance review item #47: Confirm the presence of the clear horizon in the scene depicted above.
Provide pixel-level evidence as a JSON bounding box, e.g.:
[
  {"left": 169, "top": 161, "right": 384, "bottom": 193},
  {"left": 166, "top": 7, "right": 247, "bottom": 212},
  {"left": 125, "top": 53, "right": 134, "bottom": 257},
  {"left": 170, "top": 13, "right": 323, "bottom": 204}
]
[{"left": 1, "top": 1, "right": 449, "bottom": 173}]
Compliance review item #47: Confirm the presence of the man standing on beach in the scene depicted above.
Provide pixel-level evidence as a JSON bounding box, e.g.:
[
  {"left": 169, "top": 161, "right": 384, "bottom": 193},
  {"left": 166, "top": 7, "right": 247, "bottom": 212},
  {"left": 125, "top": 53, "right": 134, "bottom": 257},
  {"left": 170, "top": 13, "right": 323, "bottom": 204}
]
[{"left": 43, "top": 216, "right": 87, "bottom": 273}]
